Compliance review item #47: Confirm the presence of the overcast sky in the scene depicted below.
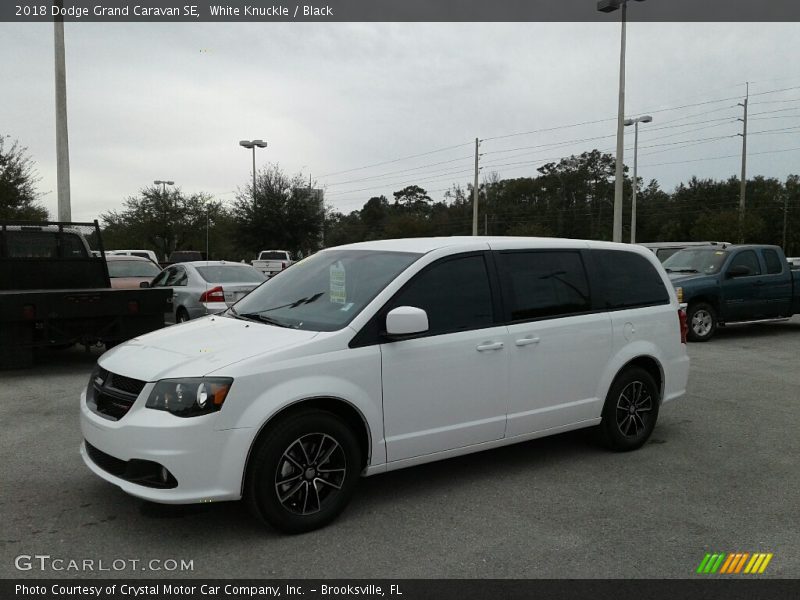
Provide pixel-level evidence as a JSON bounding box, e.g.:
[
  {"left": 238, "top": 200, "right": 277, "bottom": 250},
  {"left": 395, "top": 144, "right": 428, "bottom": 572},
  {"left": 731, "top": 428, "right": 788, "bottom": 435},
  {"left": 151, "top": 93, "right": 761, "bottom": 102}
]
[{"left": 2, "top": 21, "right": 800, "bottom": 222}]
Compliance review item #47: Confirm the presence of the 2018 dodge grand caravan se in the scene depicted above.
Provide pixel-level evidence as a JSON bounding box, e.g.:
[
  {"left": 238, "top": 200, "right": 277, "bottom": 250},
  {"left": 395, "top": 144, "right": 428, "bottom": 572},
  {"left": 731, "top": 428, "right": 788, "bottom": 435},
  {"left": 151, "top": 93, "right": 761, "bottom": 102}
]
[{"left": 80, "top": 237, "right": 689, "bottom": 533}]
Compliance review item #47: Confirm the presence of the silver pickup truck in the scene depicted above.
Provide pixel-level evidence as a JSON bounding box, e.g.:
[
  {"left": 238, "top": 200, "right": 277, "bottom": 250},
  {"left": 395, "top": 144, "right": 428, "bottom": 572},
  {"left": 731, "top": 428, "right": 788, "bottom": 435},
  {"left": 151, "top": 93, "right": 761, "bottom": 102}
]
[{"left": 252, "top": 250, "right": 293, "bottom": 278}]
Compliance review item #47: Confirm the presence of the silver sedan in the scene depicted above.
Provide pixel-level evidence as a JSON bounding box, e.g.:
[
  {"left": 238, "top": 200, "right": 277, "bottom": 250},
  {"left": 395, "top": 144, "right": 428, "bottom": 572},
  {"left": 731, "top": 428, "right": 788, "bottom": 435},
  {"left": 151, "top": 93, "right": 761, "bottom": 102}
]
[{"left": 149, "top": 261, "right": 266, "bottom": 323}]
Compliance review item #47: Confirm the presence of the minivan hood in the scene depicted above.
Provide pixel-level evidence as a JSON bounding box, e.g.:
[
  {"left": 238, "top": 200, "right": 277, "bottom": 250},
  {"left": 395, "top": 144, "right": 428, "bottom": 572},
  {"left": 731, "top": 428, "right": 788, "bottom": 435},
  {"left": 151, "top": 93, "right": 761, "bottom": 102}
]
[{"left": 99, "top": 315, "right": 318, "bottom": 381}]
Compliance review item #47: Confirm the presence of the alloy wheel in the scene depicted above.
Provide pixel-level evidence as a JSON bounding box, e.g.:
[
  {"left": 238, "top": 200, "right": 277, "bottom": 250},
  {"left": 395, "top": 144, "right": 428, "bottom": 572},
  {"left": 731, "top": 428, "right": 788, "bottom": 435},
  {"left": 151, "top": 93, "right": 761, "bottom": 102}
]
[
  {"left": 274, "top": 433, "right": 347, "bottom": 515},
  {"left": 615, "top": 380, "right": 653, "bottom": 438}
]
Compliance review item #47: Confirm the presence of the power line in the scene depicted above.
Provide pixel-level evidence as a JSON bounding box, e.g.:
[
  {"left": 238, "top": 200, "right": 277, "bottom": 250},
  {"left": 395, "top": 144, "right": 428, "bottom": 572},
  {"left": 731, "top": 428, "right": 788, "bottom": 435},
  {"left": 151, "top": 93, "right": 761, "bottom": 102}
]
[
  {"left": 639, "top": 145, "right": 800, "bottom": 168},
  {"left": 320, "top": 84, "right": 800, "bottom": 186},
  {"left": 318, "top": 141, "right": 473, "bottom": 179},
  {"left": 324, "top": 155, "right": 472, "bottom": 187}
]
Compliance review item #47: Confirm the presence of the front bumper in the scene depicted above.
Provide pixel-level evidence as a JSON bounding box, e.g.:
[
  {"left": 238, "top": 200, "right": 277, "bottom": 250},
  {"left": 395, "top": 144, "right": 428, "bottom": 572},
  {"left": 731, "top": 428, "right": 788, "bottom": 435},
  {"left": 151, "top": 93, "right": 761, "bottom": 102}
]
[{"left": 80, "top": 387, "right": 255, "bottom": 504}]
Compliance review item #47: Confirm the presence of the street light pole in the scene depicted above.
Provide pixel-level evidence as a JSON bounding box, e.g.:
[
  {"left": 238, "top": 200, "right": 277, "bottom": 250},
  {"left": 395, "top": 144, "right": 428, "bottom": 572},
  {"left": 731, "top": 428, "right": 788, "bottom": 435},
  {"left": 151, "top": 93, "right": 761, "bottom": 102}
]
[
  {"left": 239, "top": 139, "right": 268, "bottom": 198},
  {"left": 53, "top": 1, "right": 71, "bottom": 221},
  {"left": 153, "top": 180, "right": 174, "bottom": 195},
  {"left": 624, "top": 115, "right": 652, "bottom": 244},
  {"left": 598, "top": 0, "right": 645, "bottom": 242}
]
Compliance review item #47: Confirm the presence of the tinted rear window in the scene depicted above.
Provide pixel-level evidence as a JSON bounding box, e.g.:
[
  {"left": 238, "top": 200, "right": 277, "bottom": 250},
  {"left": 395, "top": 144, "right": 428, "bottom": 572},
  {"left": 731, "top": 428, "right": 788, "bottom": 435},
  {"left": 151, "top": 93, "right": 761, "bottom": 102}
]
[
  {"left": 762, "top": 249, "right": 783, "bottom": 275},
  {"left": 498, "top": 251, "right": 591, "bottom": 321},
  {"left": 3, "top": 231, "right": 87, "bottom": 258},
  {"left": 259, "top": 252, "right": 289, "bottom": 260},
  {"left": 591, "top": 250, "right": 669, "bottom": 309},
  {"left": 196, "top": 265, "right": 266, "bottom": 283}
]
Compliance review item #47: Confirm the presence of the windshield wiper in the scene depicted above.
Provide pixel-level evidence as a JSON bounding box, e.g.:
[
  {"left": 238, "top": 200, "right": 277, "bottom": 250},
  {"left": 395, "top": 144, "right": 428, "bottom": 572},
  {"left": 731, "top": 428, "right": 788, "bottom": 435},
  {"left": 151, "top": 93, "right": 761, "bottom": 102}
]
[{"left": 238, "top": 313, "right": 291, "bottom": 328}]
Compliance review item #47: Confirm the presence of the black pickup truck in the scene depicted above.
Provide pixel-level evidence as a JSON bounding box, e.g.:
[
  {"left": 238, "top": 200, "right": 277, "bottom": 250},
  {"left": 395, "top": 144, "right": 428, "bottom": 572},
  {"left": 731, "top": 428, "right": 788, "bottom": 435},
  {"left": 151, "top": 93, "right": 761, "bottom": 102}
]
[
  {"left": 664, "top": 244, "right": 800, "bottom": 341},
  {"left": 0, "top": 221, "right": 172, "bottom": 367}
]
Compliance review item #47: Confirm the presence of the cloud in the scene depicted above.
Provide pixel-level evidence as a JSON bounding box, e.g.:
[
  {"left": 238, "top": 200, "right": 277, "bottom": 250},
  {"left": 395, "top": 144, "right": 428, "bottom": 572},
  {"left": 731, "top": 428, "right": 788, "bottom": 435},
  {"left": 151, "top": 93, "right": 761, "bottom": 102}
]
[{"left": 1, "top": 21, "right": 799, "bottom": 222}]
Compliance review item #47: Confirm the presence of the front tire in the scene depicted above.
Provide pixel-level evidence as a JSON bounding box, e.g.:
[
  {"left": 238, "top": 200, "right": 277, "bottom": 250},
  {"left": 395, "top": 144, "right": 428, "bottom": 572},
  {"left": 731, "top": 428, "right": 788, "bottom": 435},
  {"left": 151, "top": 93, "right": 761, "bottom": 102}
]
[
  {"left": 600, "top": 366, "right": 660, "bottom": 451},
  {"left": 245, "top": 410, "right": 362, "bottom": 534},
  {"left": 687, "top": 302, "right": 717, "bottom": 342}
]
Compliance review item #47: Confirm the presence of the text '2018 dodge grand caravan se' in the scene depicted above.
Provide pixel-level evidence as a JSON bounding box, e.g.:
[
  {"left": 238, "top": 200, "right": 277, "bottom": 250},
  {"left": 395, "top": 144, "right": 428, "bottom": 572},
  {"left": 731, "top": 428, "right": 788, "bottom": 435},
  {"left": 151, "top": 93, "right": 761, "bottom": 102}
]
[{"left": 80, "top": 237, "right": 690, "bottom": 533}]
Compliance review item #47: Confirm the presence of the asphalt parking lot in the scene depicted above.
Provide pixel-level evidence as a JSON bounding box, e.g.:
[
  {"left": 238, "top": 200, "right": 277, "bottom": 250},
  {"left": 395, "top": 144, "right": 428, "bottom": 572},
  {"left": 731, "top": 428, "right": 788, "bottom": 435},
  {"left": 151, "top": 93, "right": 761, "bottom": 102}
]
[{"left": 1, "top": 318, "right": 799, "bottom": 579}]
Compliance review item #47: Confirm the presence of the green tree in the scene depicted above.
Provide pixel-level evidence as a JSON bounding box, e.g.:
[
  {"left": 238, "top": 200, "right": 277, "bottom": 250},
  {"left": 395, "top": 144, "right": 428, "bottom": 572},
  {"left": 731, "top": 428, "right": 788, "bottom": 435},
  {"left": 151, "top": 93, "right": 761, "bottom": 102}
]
[
  {"left": 231, "top": 164, "right": 323, "bottom": 257},
  {"left": 393, "top": 185, "right": 432, "bottom": 213},
  {"left": 0, "top": 134, "right": 48, "bottom": 221},
  {"left": 102, "top": 186, "right": 222, "bottom": 260}
]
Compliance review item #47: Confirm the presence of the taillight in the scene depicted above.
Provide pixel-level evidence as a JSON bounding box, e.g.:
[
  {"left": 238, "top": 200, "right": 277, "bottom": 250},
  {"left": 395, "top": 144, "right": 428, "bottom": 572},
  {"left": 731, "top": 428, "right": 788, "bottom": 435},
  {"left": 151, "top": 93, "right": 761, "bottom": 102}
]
[
  {"left": 127, "top": 300, "right": 139, "bottom": 314},
  {"left": 281, "top": 261, "right": 286, "bottom": 269},
  {"left": 199, "top": 286, "right": 225, "bottom": 303},
  {"left": 678, "top": 309, "right": 688, "bottom": 344},
  {"left": 22, "top": 304, "right": 35, "bottom": 320}
]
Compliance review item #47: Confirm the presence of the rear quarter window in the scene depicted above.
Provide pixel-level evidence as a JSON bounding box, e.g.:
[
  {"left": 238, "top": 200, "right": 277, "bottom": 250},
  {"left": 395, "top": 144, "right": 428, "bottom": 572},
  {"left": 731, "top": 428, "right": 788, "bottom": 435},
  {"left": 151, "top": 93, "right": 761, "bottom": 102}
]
[
  {"left": 762, "top": 249, "right": 784, "bottom": 275},
  {"left": 591, "top": 250, "right": 670, "bottom": 310}
]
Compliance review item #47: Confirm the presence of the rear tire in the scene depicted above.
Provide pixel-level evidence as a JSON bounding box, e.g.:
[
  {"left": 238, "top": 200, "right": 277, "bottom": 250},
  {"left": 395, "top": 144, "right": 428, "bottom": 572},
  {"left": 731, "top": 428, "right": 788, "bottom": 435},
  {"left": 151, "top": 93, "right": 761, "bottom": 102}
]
[
  {"left": 686, "top": 302, "right": 717, "bottom": 342},
  {"left": 599, "top": 366, "right": 660, "bottom": 452},
  {"left": 245, "top": 410, "right": 362, "bottom": 534},
  {"left": 176, "top": 308, "right": 190, "bottom": 323}
]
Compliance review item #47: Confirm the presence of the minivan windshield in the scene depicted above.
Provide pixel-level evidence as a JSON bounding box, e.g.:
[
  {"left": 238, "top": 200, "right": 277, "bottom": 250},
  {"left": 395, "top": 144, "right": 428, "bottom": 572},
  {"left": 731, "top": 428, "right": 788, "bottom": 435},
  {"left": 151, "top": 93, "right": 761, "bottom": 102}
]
[
  {"left": 229, "top": 249, "right": 421, "bottom": 331},
  {"left": 663, "top": 248, "right": 729, "bottom": 274}
]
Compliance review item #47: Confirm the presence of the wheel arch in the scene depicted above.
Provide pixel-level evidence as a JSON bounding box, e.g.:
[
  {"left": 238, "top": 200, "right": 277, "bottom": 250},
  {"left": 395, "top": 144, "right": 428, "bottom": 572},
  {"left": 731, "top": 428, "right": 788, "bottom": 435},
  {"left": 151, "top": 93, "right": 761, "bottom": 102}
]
[
  {"left": 241, "top": 396, "right": 372, "bottom": 496},
  {"left": 687, "top": 294, "right": 722, "bottom": 321},
  {"left": 620, "top": 355, "right": 665, "bottom": 404}
]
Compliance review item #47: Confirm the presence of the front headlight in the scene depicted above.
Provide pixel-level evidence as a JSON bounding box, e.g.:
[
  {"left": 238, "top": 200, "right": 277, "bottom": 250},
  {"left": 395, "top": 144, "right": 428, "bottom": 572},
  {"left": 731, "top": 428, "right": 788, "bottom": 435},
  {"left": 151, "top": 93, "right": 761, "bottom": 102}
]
[{"left": 145, "top": 378, "right": 233, "bottom": 418}]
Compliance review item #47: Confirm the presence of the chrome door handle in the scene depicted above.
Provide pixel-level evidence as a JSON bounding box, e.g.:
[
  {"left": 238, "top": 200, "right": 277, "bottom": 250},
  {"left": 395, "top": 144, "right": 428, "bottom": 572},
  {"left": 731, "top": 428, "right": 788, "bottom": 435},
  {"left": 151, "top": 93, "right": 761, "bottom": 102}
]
[
  {"left": 515, "top": 336, "right": 541, "bottom": 347},
  {"left": 476, "top": 342, "right": 504, "bottom": 351}
]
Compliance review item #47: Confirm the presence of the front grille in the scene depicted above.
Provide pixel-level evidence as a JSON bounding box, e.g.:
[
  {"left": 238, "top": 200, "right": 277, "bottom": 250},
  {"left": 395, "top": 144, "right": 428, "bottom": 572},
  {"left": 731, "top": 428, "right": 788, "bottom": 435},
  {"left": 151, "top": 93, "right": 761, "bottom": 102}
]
[
  {"left": 86, "top": 368, "right": 145, "bottom": 421},
  {"left": 94, "top": 389, "right": 137, "bottom": 420},
  {"left": 107, "top": 373, "right": 146, "bottom": 396}
]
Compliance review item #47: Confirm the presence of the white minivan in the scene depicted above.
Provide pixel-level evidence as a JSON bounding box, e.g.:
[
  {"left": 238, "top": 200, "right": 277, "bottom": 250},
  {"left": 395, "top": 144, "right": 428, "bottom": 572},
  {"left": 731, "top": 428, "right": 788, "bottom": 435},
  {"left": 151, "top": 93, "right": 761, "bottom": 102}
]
[{"left": 80, "top": 237, "right": 690, "bottom": 533}]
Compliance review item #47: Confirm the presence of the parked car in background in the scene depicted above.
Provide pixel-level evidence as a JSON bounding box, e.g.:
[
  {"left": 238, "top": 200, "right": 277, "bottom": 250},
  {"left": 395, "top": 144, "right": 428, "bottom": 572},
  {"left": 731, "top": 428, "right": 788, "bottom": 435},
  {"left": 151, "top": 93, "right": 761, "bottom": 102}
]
[
  {"left": 106, "top": 255, "right": 162, "bottom": 289},
  {"left": 252, "top": 250, "right": 293, "bottom": 278},
  {"left": 107, "top": 249, "right": 160, "bottom": 264},
  {"left": 168, "top": 250, "right": 205, "bottom": 263},
  {"left": 147, "top": 260, "right": 266, "bottom": 323},
  {"left": 665, "top": 244, "right": 800, "bottom": 341},
  {"left": 788, "top": 257, "right": 800, "bottom": 268},
  {"left": 641, "top": 241, "right": 730, "bottom": 262},
  {"left": 81, "top": 237, "right": 688, "bottom": 533}
]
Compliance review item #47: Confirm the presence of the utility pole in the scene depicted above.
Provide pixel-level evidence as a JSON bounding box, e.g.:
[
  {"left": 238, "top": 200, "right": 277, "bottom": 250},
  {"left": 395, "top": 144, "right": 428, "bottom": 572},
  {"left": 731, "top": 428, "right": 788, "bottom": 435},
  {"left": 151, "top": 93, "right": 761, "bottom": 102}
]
[
  {"left": 783, "top": 193, "right": 789, "bottom": 252},
  {"left": 53, "top": 2, "right": 71, "bottom": 221},
  {"left": 472, "top": 138, "right": 480, "bottom": 236},
  {"left": 738, "top": 83, "right": 749, "bottom": 243}
]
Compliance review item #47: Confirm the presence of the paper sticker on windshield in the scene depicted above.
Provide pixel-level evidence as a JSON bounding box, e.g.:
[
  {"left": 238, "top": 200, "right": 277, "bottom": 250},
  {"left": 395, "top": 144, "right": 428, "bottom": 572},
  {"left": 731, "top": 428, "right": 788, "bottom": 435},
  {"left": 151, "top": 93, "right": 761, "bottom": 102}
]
[
  {"left": 715, "top": 251, "right": 724, "bottom": 255},
  {"left": 329, "top": 261, "right": 346, "bottom": 304}
]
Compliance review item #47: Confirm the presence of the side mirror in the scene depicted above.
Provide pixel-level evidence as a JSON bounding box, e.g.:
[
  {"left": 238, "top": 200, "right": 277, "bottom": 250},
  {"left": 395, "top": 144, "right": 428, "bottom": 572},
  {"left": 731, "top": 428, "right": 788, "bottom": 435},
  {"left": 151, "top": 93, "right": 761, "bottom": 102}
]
[
  {"left": 385, "top": 306, "right": 429, "bottom": 337},
  {"left": 139, "top": 281, "right": 150, "bottom": 288},
  {"left": 727, "top": 265, "right": 750, "bottom": 278}
]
